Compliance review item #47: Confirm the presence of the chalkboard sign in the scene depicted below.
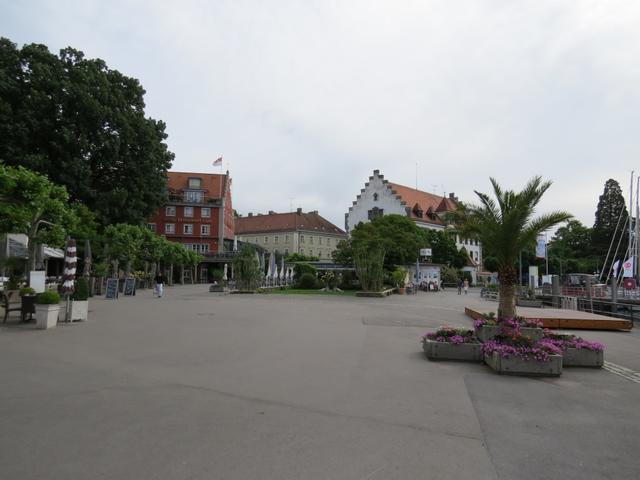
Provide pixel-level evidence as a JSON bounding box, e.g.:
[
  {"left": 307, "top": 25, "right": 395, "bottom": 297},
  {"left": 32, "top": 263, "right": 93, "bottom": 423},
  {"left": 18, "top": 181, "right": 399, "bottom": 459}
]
[
  {"left": 105, "top": 278, "right": 119, "bottom": 299},
  {"left": 123, "top": 277, "right": 136, "bottom": 296}
]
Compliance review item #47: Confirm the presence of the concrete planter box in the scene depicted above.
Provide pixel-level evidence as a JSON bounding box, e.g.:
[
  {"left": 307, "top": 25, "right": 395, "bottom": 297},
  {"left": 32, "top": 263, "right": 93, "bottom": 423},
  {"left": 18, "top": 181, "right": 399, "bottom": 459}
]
[
  {"left": 35, "top": 304, "right": 60, "bottom": 329},
  {"left": 484, "top": 352, "right": 562, "bottom": 376},
  {"left": 562, "top": 348, "right": 604, "bottom": 368},
  {"left": 58, "top": 300, "right": 89, "bottom": 322},
  {"left": 476, "top": 325, "right": 543, "bottom": 343},
  {"left": 423, "top": 339, "right": 483, "bottom": 361}
]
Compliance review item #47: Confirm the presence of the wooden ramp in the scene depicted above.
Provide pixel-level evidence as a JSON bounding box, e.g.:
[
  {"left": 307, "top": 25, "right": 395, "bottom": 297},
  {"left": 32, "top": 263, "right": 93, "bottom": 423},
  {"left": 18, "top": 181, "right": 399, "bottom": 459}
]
[{"left": 465, "top": 305, "right": 633, "bottom": 331}]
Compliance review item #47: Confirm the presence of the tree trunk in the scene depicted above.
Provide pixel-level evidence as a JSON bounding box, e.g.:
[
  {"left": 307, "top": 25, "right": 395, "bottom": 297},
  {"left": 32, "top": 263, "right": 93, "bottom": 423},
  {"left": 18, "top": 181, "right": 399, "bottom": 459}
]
[
  {"left": 180, "top": 265, "right": 184, "bottom": 285},
  {"left": 497, "top": 265, "right": 518, "bottom": 320},
  {"left": 169, "top": 263, "right": 174, "bottom": 285}
]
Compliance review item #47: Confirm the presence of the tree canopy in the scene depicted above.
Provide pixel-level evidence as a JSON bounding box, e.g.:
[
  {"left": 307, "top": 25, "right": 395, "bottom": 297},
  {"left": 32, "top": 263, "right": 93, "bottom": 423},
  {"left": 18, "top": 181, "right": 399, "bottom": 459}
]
[
  {"left": 0, "top": 37, "right": 174, "bottom": 227},
  {"left": 592, "top": 179, "right": 628, "bottom": 274}
]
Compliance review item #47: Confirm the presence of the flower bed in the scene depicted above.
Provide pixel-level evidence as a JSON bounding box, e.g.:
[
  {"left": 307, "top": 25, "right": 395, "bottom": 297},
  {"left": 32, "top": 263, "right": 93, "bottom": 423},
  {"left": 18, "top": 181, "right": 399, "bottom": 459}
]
[
  {"left": 541, "top": 332, "right": 605, "bottom": 368},
  {"left": 474, "top": 315, "right": 543, "bottom": 343},
  {"left": 482, "top": 337, "right": 563, "bottom": 376},
  {"left": 422, "top": 327, "right": 483, "bottom": 361}
]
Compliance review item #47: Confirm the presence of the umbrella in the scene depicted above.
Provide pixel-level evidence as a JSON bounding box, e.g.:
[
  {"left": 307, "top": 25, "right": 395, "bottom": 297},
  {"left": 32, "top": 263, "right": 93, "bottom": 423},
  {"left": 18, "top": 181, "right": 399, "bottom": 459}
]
[
  {"left": 233, "top": 236, "right": 238, "bottom": 251},
  {"left": 266, "top": 253, "right": 273, "bottom": 277},
  {"left": 62, "top": 238, "right": 77, "bottom": 296},
  {"left": 269, "top": 253, "right": 276, "bottom": 278},
  {"left": 83, "top": 239, "right": 92, "bottom": 278},
  {"left": 280, "top": 257, "right": 285, "bottom": 280},
  {"left": 222, "top": 263, "right": 228, "bottom": 281}
]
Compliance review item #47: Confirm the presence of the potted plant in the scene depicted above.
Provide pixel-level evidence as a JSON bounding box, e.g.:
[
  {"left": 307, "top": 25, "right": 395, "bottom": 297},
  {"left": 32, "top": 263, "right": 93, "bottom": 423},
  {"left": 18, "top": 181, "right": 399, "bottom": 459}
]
[
  {"left": 35, "top": 290, "right": 61, "bottom": 329},
  {"left": 482, "top": 334, "right": 563, "bottom": 376},
  {"left": 540, "top": 332, "right": 604, "bottom": 368},
  {"left": 392, "top": 267, "right": 407, "bottom": 294},
  {"left": 19, "top": 287, "right": 37, "bottom": 322},
  {"left": 70, "top": 278, "right": 90, "bottom": 321},
  {"left": 422, "top": 327, "right": 483, "bottom": 361}
]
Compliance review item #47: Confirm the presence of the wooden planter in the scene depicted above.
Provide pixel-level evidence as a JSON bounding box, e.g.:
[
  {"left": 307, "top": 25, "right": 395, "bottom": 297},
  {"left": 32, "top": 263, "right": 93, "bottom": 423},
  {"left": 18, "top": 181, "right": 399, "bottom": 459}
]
[
  {"left": 484, "top": 352, "right": 562, "bottom": 376},
  {"left": 423, "top": 339, "right": 483, "bottom": 361},
  {"left": 562, "top": 348, "right": 604, "bottom": 368},
  {"left": 476, "top": 325, "right": 543, "bottom": 343}
]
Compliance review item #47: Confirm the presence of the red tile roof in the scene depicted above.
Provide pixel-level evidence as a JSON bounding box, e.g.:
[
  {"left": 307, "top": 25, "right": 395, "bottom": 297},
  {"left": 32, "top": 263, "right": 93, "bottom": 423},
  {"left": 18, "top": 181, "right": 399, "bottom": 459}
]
[
  {"left": 387, "top": 182, "right": 458, "bottom": 224},
  {"left": 167, "top": 171, "right": 226, "bottom": 198},
  {"left": 235, "top": 211, "right": 346, "bottom": 236}
]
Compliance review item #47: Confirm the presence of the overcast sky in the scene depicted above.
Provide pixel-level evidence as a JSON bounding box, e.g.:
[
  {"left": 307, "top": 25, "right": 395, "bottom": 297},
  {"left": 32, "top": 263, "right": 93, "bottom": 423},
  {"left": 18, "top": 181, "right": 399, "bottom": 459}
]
[{"left": 3, "top": 0, "right": 639, "bottom": 231}]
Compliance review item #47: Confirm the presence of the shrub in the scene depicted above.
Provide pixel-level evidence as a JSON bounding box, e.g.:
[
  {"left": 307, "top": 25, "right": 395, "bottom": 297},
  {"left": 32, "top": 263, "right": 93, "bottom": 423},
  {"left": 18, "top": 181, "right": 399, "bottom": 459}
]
[
  {"left": 211, "top": 269, "right": 224, "bottom": 282},
  {"left": 321, "top": 271, "right": 337, "bottom": 290},
  {"left": 339, "top": 270, "right": 360, "bottom": 290},
  {"left": 36, "top": 290, "right": 60, "bottom": 304},
  {"left": 19, "top": 287, "right": 36, "bottom": 296},
  {"left": 297, "top": 272, "right": 317, "bottom": 289},
  {"left": 73, "top": 278, "right": 90, "bottom": 301},
  {"left": 391, "top": 267, "right": 408, "bottom": 288},
  {"left": 294, "top": 262, "right": 317, "bottom": 280},
  {"left": 353, "top": 247, "right": 385, "bottom": 292}
]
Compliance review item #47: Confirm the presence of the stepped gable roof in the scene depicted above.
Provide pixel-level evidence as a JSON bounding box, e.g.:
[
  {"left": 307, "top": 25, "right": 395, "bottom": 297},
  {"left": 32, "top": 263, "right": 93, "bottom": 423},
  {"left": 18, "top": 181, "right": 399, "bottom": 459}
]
[
  {"left": 167, "top": 171, "right": 226, "bottom": 198},
  {"left": 235, "top": 211, "right": 346, "bottom": 235},
  {"left": 387, "top": 182, "right": 457, "bottom": 223}
]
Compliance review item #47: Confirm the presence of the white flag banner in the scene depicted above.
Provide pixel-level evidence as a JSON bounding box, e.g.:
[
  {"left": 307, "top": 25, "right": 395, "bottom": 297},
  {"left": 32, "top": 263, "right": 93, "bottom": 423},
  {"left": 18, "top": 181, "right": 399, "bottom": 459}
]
[
  {"left": 535, "top": 235, "right": 546, "bottom": 259},
  {"left": 622, "top": 257, "right": 635, "bottom": 278},
  {"left": 612, "top": 260, "right": 621, "bottom": 278}
]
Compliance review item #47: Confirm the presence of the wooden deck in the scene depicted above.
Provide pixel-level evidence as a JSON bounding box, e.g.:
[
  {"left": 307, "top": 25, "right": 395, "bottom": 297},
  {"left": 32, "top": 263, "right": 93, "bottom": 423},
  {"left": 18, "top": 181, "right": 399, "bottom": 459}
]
[{"left": 465, "top": 305, "right": 633, "bottom": 331}]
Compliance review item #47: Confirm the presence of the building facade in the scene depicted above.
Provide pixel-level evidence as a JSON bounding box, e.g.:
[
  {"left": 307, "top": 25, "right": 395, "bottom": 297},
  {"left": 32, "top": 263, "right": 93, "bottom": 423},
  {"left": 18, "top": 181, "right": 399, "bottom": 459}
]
[
  {"left": 235, "top": 209, "right": 347, "bottom": 260},
  {"left": 346, "top": 170, "right": 482, "bottom": 271},
  {"left": 148, "top": 171, "right": 235, "bottom": 254}
]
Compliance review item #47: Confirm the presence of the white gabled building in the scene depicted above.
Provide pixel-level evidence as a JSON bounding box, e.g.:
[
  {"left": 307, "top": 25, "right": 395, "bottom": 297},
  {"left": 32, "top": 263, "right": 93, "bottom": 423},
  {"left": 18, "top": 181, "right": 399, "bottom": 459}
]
[{"left": 346, "top": 170, "right": 482, "bottom": 281}]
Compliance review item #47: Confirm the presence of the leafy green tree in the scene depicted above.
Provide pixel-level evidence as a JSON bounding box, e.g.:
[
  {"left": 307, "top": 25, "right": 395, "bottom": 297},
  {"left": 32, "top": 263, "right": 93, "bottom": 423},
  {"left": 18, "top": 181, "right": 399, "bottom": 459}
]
[
  {"left": 331, "top": 239, "right": 354, "bottom": 265},
  {"left": 549, "top": 220, "right": 597, "bottom": 274},
  {"left": 103, "top": 224, "right": 145, "bottom": 276},
  {"left": 451, "top": 177, "right": 571, "bottom": 320},
  {"left": 592, "top": 179, "right": 628, "bottom": 274},
  {"left": 423, "top": 230, "right": 468, "bottom": 268},
  {"left": 353, "top": 247, "right": 385, "bottom": 292},
  {"left": 285, "top": 253, "right": 319, "bottom": 262},
  {"left": 233, "top": 244, "right": 262, "bottom": 290},
  {"left": 0, "top": 38, "right": 174, "bottom": 226},
  {"left": 0, "top": 165, "right": 77, "bottom": 279}
]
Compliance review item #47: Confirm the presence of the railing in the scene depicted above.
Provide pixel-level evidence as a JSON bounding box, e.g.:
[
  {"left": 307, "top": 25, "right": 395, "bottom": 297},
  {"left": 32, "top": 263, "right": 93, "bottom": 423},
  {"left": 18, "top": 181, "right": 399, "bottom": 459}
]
[{"left": 539, "top": 295, "right": 638, "bottom": 325}]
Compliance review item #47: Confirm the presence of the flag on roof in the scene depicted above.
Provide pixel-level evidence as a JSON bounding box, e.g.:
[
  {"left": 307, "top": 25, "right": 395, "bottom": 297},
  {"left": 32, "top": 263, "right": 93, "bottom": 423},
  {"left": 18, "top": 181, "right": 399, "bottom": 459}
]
[{"left": 213, "top": 156, "right": 223, "bottom": 166}]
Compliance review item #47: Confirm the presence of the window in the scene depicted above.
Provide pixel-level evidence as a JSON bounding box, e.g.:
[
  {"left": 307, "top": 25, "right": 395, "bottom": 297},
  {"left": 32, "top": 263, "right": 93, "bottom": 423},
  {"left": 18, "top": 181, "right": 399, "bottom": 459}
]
[
  {"left": 147, "top": 223, "right": 156, "bottom": 232},
  {"left": 309, "top": 250, "right": 313, "bottom": 256},
  {"left": 184, "top": 224, "right": 193, "bottom": 234},
  {"left": 264, "top": 236, "right": 269, "bottom": 243},
  {"left": 184, "top": 243, "right": 193, "bottom": 251},
  {"left": 201, "top": 207, "right": 211, "bottom": 218},
  {"left": 309, "top": 236, "right": 313, "bottom": 244},
  {"left": 184, "top": 191, "right": 203, "bottom": 203},
  {"left": 319, "top": 237, "right": 322, "bottom": 245},
  {"left": 373, "top": 193, "right": 378, "bottom": 201},
  {"left": 201, "top": 225, "right": 210, "bottom": 236},
  {"left": 275, "top": 236, "right": 279, "bottom": 244},
  {"left": 188, "top": 178, "right": 202, "bottom": 189},
  {"left": 285, "top": 248, "right": 289, "bottom": 255},
  {"left": 300, "top": 235, "right": 305, "bottom": 243},
  {"left": 201, "top": 244, "right": 210, "bottom": 253},
  {"left": 184, "top": 206, "right": 194, "bottom": 217},
  {"left": 368, "top": 207, "right": 383, "bottom": 220},
  {"left": 300, "top": 248, "right": 304, "bottom": 254},
  {"left": 165, "top": 223, "right": 175, "bottom": 234},
  {"left": 166, "top": 206, "right": 176, "bottom": 216},
  {"left": 255, "top": 237, "right": 259, "bottom": 244},
  {"left": 285, "top": 235, "right": 289, "bottom": 243}
]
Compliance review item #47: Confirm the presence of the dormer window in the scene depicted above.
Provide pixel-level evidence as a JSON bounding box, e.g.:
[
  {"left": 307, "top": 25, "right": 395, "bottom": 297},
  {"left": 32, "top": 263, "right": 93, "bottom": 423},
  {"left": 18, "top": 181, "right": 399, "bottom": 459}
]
[
  {"left": 188, "top": 177, "right": 202, "bottom": 189},
  {"left": 373, "top": 193, "right": 378, "bottom": 202}
]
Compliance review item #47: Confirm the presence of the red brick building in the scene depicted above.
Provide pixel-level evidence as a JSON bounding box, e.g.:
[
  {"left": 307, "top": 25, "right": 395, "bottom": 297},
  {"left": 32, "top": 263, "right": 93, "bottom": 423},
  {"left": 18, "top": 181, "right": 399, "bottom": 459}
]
[{"left": 148, "top": 171, "right": 234, "bottom": 254}]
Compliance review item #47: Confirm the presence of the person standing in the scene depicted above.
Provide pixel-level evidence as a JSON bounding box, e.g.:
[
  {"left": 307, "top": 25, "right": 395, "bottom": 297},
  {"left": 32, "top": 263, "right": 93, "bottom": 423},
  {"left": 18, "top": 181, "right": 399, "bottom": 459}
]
[
  {"left": 463, "top": 278, "right": 469, "bottom": 295},
  {"left": 457, "top": 279, "right": 463, "bottom": 295},
  {"left": 155, "top": 272, "right": 166, "bottom": 298}
]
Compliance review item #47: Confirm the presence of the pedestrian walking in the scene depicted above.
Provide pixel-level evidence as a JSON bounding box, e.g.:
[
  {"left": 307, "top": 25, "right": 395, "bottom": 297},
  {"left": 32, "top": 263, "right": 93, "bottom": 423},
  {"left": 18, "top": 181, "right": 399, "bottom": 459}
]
[
  {"left": 463, "top": 278, "right": 469, "bottom": 295},
  {"left": 457, "top": 280, "right": 462, "bottom": 295},
  {"left": 155, "top": 272, "right": 166, "bottom": 298}
]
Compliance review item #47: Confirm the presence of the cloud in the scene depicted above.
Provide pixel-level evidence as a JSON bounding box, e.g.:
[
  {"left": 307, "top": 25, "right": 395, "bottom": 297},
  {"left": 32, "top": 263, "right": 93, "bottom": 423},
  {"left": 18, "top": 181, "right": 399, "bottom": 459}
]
[{"left": 2, "top": 0, "right": 640, "bottom": 229}]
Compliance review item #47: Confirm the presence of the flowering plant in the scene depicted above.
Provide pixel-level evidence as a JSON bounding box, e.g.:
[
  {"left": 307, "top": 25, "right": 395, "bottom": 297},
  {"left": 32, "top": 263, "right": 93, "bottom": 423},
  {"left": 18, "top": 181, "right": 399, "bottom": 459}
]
[
  {"left": 474, "top": 315, "right": 543, "bottom": 331},
  {"left": 423, "top": 327, "right": 477, "bottom": 344},
  {"left": 542, "top": 331, "right": 605, "bottom": 352},
  {"left": 482, "top": 338, "right": 562, "bottom": 363}
]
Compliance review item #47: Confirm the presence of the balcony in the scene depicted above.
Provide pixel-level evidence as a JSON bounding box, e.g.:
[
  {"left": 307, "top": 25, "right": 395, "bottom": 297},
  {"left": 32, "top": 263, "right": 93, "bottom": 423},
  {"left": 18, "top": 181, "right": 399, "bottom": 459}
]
[{"left": 167, "top": 193, "right": 222, "bottom": 206}]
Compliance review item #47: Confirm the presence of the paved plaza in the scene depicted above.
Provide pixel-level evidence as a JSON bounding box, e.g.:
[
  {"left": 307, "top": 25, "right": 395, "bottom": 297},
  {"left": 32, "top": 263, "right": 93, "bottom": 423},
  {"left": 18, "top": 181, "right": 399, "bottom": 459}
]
[{"left": 1, "top": 286, "right": 639, "bottom": 479}]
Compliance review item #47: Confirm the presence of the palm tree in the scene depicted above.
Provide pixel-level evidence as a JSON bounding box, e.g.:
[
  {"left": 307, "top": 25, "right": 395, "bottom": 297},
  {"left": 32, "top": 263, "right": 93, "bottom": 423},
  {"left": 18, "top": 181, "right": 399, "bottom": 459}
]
[{"left": 452, "top": 177, "right": 572, "bottom": 320}]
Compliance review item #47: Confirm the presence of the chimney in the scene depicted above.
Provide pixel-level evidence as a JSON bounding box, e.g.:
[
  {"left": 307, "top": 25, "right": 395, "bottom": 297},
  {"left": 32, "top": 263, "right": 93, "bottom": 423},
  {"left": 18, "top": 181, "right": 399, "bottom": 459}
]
[
  {"left": 449, "top": 193, "right": 458, "bottom": 202},
  {"left": 248, "top": 212, "right": 253, "bottom": 217},
  {"left": 373, "top": 169, "right": 380, "bottom": 175},
  {"left": 310, "top": 210, "right": 318, "bottom": 215},
  {"left": 268, "top": 210, "right": 275, "bottom": 215},
  {"left": 296, "top": 208, "right": 302, "bottom": 215}
]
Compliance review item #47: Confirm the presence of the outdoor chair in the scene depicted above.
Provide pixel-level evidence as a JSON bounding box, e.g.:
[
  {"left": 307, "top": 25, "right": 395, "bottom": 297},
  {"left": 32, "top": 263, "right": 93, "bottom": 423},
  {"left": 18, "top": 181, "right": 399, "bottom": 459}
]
[{"left": 1, "top": 290, "right": 22, "bottom": 323}]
